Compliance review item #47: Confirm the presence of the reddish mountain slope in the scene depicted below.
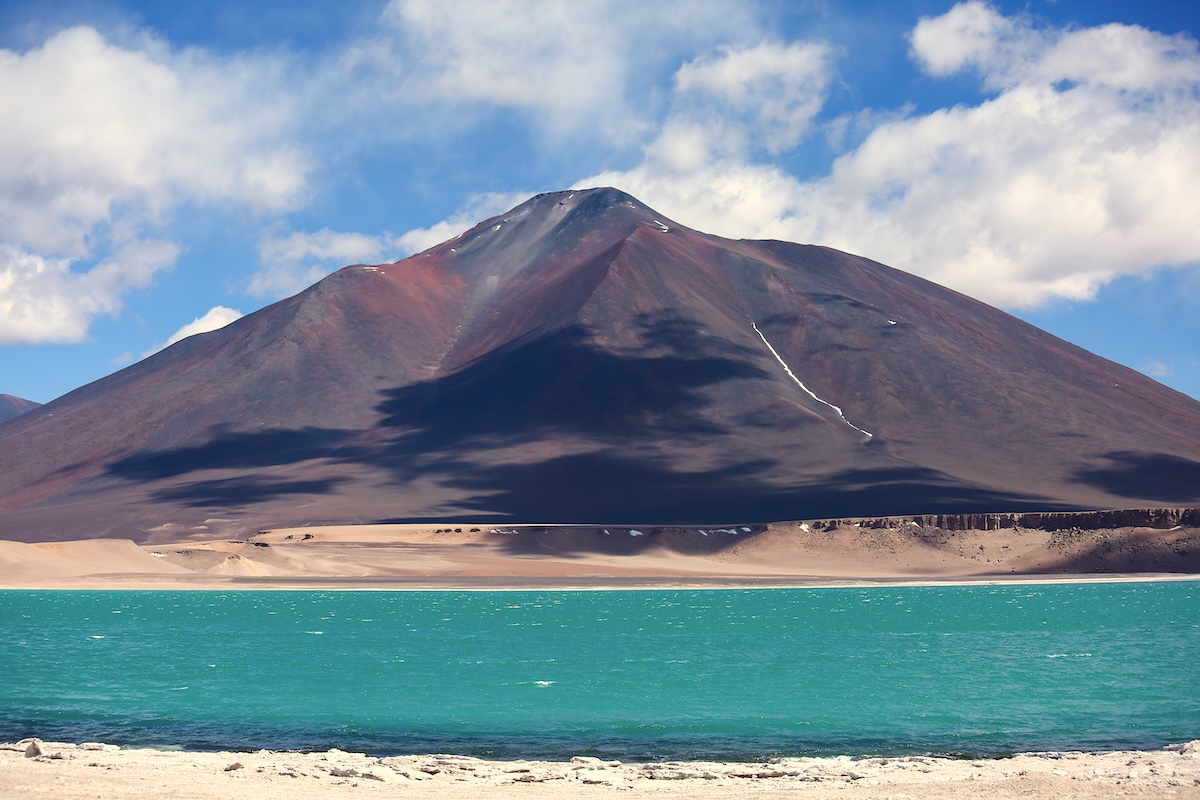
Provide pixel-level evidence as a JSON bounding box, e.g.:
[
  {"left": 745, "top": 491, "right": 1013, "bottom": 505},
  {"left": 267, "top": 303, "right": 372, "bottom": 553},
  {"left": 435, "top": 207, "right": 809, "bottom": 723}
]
[{"left": 1, "top": 188, "right": 1198, "bottom": 542}]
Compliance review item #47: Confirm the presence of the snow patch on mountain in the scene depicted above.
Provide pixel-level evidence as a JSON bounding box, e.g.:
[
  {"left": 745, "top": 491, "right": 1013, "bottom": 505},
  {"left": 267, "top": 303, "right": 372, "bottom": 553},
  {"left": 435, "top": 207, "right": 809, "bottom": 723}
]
[{"left": 752, "top": 322, "right": 873, "bottom": 438}]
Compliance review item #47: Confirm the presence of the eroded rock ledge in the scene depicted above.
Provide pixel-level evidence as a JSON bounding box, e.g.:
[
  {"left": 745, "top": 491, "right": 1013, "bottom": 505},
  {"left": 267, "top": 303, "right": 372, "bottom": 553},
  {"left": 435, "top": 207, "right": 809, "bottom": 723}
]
[{"left": 805, "top": 508, "right": 1200, "bottom": 532}]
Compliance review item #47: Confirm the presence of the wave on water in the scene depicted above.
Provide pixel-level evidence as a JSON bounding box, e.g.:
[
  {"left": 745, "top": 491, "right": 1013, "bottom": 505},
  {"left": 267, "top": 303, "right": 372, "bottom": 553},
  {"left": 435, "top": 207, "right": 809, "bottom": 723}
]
[{"left": 1, "top": 584, "right": 1197, "bottom": 760}]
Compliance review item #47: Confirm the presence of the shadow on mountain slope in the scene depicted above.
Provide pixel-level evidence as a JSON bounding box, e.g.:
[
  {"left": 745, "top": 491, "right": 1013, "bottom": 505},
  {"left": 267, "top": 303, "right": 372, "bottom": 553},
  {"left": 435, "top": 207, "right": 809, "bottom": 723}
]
[
  {"left": 1074, "top": 451, "right": 1200, "bottom": 503},
  {"left": 106, "top": 426, "right": 353, "bottom": 481},
  {"left": 150, "top": 476, "right": 348, "bottom": 507},
  {"left": 370, "top": 316, "right": 769, "bottom": 447},
  {"left": 99, "top": 315, "right": 1072, "bottom": 523},
  {"left": 376, "top": 452, "right": 1055, "bottom": 525}
]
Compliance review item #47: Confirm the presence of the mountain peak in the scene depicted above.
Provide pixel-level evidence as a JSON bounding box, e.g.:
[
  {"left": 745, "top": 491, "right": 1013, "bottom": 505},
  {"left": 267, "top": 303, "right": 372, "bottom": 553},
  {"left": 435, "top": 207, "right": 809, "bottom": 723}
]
[
  {"left": 1, "top": 189, "right": 1199, "bottom": 541},
  {"left": 415, "top": 187, "right": 678, "bottom": 263},
  {"left": 525, "top": 186, "right": 652, "bottom": 215}
]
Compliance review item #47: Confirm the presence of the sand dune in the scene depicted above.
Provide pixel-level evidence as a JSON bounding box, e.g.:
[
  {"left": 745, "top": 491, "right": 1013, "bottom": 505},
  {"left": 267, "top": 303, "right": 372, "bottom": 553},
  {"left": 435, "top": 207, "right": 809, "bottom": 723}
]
[
  {"left": 0, "top": 538, "right": 191, "bottom": 581},
  {"left": 1, "top": 520, "right": 1196, "bottom": 589}
]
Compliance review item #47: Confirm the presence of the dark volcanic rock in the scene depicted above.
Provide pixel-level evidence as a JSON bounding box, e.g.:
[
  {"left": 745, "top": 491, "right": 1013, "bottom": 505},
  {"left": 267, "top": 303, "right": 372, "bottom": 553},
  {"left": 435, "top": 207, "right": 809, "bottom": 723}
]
[
  {"left": 1, "top": 188, "right": 1200, "bottom": 542},
  {"left": 0, "top": 394, "right": 40, "bottom": 425}
]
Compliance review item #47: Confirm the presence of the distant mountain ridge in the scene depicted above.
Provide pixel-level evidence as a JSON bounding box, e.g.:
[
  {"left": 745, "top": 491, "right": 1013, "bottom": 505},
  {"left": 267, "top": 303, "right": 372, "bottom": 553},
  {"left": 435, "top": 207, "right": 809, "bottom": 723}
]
[
  {"left": 0, "top": 395, "right": 40, "bottom": 425},
  {"left": 1, "top": 187, "right": 1199, "bottom": 543}
]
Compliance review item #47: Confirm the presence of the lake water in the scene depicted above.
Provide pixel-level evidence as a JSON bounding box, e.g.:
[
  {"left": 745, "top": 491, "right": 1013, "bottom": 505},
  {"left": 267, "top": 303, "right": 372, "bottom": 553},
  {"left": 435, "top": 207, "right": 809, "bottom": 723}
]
[{"left": 1, "top": 582, "right": 1197, "bottom": 760}]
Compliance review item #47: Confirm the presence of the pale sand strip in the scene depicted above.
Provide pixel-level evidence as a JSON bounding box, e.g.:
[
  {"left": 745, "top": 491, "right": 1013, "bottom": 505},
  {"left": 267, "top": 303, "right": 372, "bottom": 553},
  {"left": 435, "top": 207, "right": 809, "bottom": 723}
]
[
  {"left": 3, "top": 740, "right": 1198, "bottom": 799},
  {"left": 0, "top": 521, "right": 1197, "bottom": 589}
]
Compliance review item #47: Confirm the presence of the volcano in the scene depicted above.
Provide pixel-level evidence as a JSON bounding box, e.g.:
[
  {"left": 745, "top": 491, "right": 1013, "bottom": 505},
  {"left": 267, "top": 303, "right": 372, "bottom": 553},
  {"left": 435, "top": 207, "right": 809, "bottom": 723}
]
[{"left": 1, "top": 188, "right": 1199, "bottom": 543}]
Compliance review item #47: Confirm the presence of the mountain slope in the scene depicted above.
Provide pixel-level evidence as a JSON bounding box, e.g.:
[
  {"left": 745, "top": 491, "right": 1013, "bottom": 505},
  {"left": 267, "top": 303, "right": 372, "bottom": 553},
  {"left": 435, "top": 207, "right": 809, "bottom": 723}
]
[
  {"left": 0, "top": 395, "right": 40, "bottom": 426},
  {"left": 1, "top": 188, "right": 1198, "bottom": 542}
]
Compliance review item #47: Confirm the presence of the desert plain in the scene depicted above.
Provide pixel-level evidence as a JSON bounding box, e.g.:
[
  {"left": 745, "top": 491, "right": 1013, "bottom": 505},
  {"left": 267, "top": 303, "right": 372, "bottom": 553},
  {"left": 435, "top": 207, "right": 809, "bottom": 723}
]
[{"left": 1, "top": 515, "right": 1198, "bottom": 590}]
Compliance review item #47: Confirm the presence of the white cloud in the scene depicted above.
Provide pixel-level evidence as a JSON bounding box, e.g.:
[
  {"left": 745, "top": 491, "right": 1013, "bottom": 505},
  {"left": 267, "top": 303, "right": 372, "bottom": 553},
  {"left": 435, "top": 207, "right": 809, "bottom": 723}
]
[
  {"left": 673, "top": 41, "right": 835, "bottom": 154},
  {"left": 580, "top": 159, "right": 803, "bottom": 242},
  {"left": 0, "top": 26, "right": 309, "bottom": 254},
  {"left": 251, "top": 228, "right": 407, "bottom": 298},
  {"left": 576, "top": 3, "right": 1200, "bottom": 309},
  {"left": 0, "top": 25, "right": 309, "bottom": 344},
  {"left": 0, "top": 239, "right": 177, "bottom": 345},
  {"left": 143, "top": 306, "right": 244, "bottom": 358},
  {"left": 910, "top": 2, "right": 1200, "bottom": 93},
  {"left": 1143, "top": 360, "right": 1171, "bottom": 378},
  {"left": 908, "top": 0, "right": 1031, "bottom": 81},
  {"left": 375, "top": 0, "right": 757, "bottom": 140}
]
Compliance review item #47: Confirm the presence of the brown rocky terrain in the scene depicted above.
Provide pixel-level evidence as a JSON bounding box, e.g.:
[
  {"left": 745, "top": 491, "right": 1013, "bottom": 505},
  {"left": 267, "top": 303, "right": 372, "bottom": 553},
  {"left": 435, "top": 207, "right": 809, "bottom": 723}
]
[{"left": 0, "top": 188, "right": 1198, "bottom": 543}]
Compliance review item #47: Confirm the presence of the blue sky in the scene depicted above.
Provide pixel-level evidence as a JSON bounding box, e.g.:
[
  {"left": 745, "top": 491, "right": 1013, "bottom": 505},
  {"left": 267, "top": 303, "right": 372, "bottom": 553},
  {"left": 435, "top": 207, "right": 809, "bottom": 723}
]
[{"left": 1, "top": 0, "right": 1198, "bottom": 404}]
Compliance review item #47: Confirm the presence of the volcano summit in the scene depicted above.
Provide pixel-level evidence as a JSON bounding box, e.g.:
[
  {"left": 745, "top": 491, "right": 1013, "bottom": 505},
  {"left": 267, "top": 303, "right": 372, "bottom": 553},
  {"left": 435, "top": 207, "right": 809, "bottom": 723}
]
[{"left": 2, "top": 188, "right": 1199, "bottom": 542}]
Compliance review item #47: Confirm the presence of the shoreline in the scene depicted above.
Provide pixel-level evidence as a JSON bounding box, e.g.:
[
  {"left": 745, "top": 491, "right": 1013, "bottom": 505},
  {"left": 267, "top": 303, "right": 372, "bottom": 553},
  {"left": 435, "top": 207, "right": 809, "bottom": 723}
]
[
  {"left": 5, "top": 739, "right": 1198, "bottom": 799},
  {"left": 3, "top": 571, "right": 1200, "bottom": 591}
]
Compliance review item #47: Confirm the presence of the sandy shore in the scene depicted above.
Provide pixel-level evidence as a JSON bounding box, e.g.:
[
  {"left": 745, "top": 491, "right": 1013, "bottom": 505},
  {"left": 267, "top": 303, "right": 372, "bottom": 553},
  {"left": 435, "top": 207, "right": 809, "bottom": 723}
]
[
  {"left": 1, "top": 520, "right": 1197, "bottom": 589},
  {"left": 4, "top": 739, "right": 1198, "bottom": 799}
]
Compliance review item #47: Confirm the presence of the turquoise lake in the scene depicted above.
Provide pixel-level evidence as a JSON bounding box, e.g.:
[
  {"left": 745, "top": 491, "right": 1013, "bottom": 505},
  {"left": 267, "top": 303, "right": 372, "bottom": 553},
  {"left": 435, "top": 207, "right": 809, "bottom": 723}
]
[{"left": 1, "top": 582, "right": 1197, "bottom": 760}]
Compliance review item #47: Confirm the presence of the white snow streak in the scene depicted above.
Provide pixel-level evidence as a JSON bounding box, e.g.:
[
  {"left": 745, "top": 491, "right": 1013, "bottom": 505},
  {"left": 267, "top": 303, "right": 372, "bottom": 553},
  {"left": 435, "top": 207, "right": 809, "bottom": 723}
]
[{"left": 751, "top": 322, "right": 873, "bottom": 438}]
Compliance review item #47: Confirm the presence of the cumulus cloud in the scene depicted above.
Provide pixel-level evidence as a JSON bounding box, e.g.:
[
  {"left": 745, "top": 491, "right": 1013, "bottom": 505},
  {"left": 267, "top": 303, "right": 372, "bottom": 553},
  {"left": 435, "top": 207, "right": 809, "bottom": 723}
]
[
  {"left": 910, "top": 1, "right": 1199, "bottom": 93},
  {"left": 673, "top": 41, "right": 835, "bottom": 155},
  {"left": 375, "top": 0, "right": 757, "bottom": 140},
  {"left": 0, "top": 25, "right": 309, "bottom": 344},
  {"left": 143, "top": 306, "right": 244, "bottom": 358},
  {"left": 0, "top": 239, "right": 177, "bottom": 345},
  {"left": 907, "top": 0, "right": 1034, "bottom": 81},
  {"left": 251, "top": 228, "right": 408, "bottom": 299},
  {"left": 0, "top": 26, "right": 309, "bottom": 254},
  {"left": 578, "top": 2, "right": 1200, "bottom": 309}
]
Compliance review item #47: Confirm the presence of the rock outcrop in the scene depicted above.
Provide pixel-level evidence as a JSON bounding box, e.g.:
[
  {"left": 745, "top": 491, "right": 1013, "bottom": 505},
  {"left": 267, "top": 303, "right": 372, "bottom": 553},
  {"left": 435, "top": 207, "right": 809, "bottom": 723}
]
[{"left": 808, "top": 508, "right": 1200, "bottom": 532}]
